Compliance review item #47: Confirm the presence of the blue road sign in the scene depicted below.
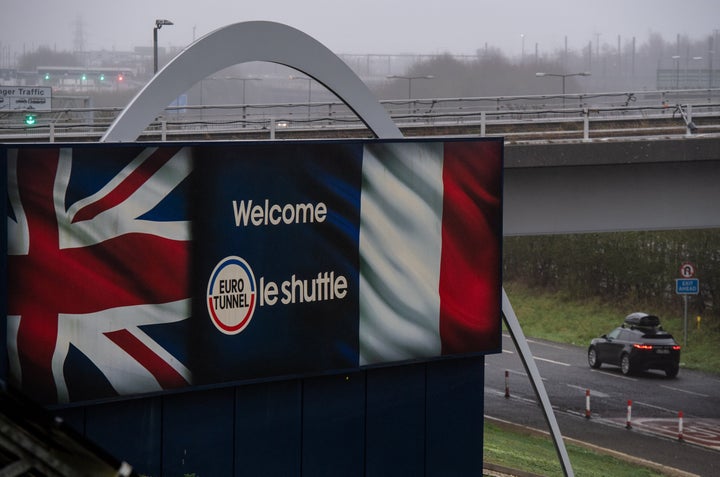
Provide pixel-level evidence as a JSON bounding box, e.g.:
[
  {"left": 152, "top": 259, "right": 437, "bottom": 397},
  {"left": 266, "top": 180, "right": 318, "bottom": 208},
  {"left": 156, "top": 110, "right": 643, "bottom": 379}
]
[{"left": 676, "top": 278, "right": 700, "bottom": 295}]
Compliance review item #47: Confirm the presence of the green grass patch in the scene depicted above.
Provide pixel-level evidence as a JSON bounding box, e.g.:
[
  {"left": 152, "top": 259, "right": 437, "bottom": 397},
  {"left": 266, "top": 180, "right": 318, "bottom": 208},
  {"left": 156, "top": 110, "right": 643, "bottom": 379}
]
[
  {"left": 484, "top": 421, "right": 667, "bottom": 476},
  {"left": 503, "top": 282, "right": 720, "bottom": 374}
]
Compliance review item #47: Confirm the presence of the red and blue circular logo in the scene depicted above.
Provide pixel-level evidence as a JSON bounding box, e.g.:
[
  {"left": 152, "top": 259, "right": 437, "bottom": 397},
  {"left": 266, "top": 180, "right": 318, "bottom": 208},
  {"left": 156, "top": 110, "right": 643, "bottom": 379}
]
[{"left": 207, "top": 256, "right": 257, "bottom": 334}]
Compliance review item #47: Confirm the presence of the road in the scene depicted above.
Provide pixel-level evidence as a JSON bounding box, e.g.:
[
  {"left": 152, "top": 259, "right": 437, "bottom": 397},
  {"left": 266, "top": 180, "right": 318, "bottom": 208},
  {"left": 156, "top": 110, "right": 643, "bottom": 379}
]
[{"left": 484, "top": 333, "right": 720, "bottom": 476}]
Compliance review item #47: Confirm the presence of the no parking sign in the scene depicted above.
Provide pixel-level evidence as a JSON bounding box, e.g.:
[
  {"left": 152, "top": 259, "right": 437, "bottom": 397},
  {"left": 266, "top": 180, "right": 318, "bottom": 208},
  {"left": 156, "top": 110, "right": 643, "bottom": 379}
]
[
  {"left": 677, "top": 262, "right": 699, "bottom": 295},
  {"left": 679, "top": 262, "right": 696, "bottom": 279}
]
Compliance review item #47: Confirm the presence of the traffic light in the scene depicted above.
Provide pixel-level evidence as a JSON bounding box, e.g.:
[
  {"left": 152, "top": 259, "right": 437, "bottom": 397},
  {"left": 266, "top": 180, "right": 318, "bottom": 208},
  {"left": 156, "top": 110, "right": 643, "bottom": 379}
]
[
  {"left": 117, "top": 73, "right": 124, "bottom": 82},
  {"left": 81, "top": 73, "right": 87, "bottom": 81},
  {"left": 100, "top": 73, "right": 105, "bottom": 81},
  {"left": 44, "top": 72, "right": 50, "bottom": 81},
  {"left": 24, "top": 114, "right": 37, "bottom": 126}
]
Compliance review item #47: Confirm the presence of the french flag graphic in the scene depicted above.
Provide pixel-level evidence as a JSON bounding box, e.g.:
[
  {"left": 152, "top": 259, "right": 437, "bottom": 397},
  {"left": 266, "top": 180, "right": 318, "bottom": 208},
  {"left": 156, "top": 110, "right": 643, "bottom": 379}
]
[{"left": 358, "top": 141, "right": 502, "bottom": 365}]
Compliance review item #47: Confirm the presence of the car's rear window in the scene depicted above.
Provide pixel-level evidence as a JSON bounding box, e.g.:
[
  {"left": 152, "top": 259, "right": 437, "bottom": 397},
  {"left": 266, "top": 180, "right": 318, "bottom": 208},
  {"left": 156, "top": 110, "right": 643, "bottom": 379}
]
[{"left": 642, "top": 331, "right": 674, "bottom": 339}]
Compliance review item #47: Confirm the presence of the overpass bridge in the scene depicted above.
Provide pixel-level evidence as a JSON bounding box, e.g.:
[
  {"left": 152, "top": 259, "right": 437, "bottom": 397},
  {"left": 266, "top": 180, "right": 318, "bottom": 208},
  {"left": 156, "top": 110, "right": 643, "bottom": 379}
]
[{"left": 503, "top": 135, "right": 720, "bottom": 235}]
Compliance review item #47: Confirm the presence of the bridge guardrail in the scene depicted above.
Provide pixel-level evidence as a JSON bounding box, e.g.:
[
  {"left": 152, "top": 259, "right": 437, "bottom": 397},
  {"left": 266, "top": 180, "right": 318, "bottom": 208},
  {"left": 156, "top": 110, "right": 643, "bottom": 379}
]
[{"left": 1, "top": 89, "right": 720, "bottom": 142}]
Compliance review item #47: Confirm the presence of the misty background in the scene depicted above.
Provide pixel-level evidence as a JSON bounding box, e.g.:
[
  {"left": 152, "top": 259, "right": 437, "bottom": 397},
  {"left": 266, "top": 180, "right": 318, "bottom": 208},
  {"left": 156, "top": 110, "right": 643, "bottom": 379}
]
[{"left": 1, "top": 0, "right": 719, "bottom": 108}]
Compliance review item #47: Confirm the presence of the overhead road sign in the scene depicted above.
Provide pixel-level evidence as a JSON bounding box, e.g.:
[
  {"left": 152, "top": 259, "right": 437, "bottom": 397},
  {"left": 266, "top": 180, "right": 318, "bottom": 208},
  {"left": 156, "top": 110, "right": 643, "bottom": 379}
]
[{"left": 0, "top": 86, "right": 51, "bottom": 111}]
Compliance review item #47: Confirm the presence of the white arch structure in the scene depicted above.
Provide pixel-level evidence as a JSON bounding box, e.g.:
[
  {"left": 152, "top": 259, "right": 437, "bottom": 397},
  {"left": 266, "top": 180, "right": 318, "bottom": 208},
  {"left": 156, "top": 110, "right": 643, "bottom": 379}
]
[
  {"left": 101, "top": 21, "right": 401, "bottom": 142},
  {"left": 100, "top": 21, "right": 573, "bottom": 476}
]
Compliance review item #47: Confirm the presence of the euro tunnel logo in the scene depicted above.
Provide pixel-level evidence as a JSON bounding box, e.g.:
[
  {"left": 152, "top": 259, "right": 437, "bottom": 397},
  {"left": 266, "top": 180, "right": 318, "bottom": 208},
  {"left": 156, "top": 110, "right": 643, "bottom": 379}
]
[{"left": 207, "top": 256, "right": 257, "bottom": 334}]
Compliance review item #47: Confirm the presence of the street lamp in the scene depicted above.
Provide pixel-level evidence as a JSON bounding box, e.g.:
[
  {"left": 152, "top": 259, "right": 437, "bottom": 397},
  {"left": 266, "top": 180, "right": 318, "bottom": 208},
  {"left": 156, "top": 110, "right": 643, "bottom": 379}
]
[
  {"left": 672, "top": 55, "right": 681, "bottom": 89},
  {"left": 209, "top": 76, "right": 261, "bottom": 128},
  {"left": 289, "top": 75, "right": 313, "bottom": 118},
  {"left": 211, "top": 76, "right": 262, "bottom": 104},
  {"left": 386, "top": 74, "right": 434, "bottom": 100},
  {"left": 535, "top": 72, "right": 591, "bottom": 109},
  {"left": 692, "top": 57, "right": 703, "bottom": 90},
  {"left": 153, "top": 19, "right": 174, "bottom": 74},
  {"left": 670, "top": 56, "right": 703, "bottom": 89},
  {"left": 387, "top": 74, "right": 434, "bottom": 115}
]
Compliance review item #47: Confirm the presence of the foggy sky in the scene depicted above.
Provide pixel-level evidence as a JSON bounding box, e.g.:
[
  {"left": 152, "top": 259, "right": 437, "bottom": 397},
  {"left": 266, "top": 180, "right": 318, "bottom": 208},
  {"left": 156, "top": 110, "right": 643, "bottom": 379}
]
[{"left": 2, "top": 0, "right": 719, "bottom": 58}]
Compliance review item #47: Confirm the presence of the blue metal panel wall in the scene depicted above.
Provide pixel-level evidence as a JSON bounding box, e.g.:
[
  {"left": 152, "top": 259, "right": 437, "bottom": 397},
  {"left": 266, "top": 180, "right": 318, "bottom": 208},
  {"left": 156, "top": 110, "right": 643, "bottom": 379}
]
[
  {"left": 85, "top": 397, "right": 162, "bottom": 476},
  {"left": 234, "top": 380, "right": 302, "bottom": 475},
  {"left": 426, "top": 357, "right": 486, "bottom": 476},
  {"left": 365, "top": 364, "right": 426, "bottom": 477},
  {"left": 302, "top": 372, "right": 366, "bottom": 476},
  {"left": 56, "top": 357, "right": 485, "bottom": 476},
  {"left": 162, "top": 387, "right": 235, "bottom": 476}
]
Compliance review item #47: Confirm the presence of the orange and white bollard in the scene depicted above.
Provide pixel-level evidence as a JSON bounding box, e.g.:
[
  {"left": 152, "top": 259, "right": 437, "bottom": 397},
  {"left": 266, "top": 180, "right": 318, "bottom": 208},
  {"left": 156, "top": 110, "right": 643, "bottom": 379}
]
[
  {"left": 585, "top": 389, "right": 591, "bottom": 419},
  {"left": 678, "top": 411, "right": 684, "bottom": 441},
  {"left": 626, "top": 400, "right": 633, "bottom": 429}
]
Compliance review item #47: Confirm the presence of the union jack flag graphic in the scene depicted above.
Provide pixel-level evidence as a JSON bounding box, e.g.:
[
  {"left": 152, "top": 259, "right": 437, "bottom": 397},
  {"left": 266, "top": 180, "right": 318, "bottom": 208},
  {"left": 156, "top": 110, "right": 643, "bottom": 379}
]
[{"left": 6, "top": 146, "right": 193, "bottom": 404}]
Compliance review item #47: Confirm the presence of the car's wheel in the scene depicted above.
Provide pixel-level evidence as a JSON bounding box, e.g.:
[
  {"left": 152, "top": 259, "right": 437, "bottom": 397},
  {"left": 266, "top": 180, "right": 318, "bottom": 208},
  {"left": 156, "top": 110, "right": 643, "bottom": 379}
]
[
  {"left": 665, "top": 364, "right": 679, "bottom": 378},
  {"left": 620, "top": 353, "right": 633, "bottom": 375},
  {"left": 588, "top": 347, "right": 602, "bottom": 369}
]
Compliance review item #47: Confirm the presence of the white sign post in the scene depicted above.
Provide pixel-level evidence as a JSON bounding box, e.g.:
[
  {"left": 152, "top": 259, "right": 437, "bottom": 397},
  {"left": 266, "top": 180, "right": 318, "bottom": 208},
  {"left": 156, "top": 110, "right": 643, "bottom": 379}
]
[{"left": 676, "top": 262, "right": 698, "bottom": 347}]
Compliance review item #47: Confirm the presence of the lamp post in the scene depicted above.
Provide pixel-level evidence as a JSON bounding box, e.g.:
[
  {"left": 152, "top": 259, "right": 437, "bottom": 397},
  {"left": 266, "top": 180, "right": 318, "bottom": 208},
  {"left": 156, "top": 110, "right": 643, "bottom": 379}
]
[
  {"left": 289, "top": 75, "right": 312, "bottom": 118},
  {"left": 153, "top": 19, "right": 174, "bottom": 74},
  {"left": 535, "top": 71, "right": 591, "bottom": 109},
  {"left": 671, "top": 55, "right": 703, "bottom": 89},
  {"left": 215, "top": 76, "right": 261, "bottom": 104},
  {"left": 672, "top": 55, "right": 681, "bottom": 89},
  {"left": 224, "top": 76, "right": 261, "bottom": 127},
  {"left": 387, "top": 74, "right": 434, "bottom": 114},
  {"left": 387, "top": 74, "right": 434, "bottom": 100},
  {"left": 690, "top": 56, "right": 703, "bottom": 89},
  {"left": 710, "top": 34, "right": 716, "bottom": 99}
]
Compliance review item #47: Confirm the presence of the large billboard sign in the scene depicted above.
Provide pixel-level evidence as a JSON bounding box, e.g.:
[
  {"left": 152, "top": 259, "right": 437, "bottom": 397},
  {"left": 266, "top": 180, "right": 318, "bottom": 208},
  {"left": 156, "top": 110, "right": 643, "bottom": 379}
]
[{"left": 2, "top": 139, "right": 502, "bottom": 405}]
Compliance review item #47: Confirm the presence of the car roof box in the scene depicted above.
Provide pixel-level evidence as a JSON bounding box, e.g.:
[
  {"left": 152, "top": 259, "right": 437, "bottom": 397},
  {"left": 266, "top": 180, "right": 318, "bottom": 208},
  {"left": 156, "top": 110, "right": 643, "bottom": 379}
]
[{"left": 624, "top": 312, "right": 660, "bottom": 328}]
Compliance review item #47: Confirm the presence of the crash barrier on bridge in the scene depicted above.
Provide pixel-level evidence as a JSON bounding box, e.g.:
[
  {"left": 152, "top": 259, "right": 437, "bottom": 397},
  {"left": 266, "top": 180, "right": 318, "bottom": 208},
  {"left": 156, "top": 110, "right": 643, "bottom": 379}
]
[{"left": 3, "top": 90, "right": 720, "bottom": 142}]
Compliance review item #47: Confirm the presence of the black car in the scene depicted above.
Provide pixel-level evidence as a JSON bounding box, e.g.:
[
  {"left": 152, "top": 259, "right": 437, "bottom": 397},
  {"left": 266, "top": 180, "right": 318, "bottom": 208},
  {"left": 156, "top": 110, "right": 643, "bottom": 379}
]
[{"left": 587, "top": 313, "right": 681, "bottom": 378}]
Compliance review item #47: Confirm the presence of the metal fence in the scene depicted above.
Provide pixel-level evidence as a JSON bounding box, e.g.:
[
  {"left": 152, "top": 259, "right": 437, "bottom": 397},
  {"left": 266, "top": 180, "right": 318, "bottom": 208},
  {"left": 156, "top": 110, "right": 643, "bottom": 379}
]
[{"left": 2, "top": 89, "right": 720, "bottom": 142}]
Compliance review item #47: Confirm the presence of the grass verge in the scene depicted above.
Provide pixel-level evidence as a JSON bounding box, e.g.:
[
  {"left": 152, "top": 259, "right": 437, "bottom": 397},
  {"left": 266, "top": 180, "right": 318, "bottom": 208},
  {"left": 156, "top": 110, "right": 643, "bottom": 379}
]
[{"left": 483, "top": 420, "right": 674, "bottom": 477}]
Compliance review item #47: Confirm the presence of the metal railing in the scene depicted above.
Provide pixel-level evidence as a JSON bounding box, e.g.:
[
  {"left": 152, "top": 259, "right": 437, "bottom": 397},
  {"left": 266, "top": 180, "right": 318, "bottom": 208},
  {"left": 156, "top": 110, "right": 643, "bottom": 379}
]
[{"left": 2, "top": 89, "right": 719, "bottom": 143}]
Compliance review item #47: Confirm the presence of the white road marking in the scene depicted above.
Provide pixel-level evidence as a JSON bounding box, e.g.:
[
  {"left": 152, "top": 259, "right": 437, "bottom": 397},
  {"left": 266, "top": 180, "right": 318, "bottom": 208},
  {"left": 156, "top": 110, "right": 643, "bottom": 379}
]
[
  {"left": 634, "top": 400, "right": 680, "bottom": 415},
  {"left": 659, "top": 385, "right": 710, "bottom": 398},
  {"left": 526, "top": 339, "right": 566, "bottom": 350},
  {"left": 506, "top": 369, "right": 528, "bottom": 377},
  {"left": 567, "top": 384, "right": 610, "bottom": 398},
  {"left": 486, "top": 388, "right": 540, "bottom": 406},
  {"left": 502, "top": 349, "right": 515, "bottom": 354},
  {"left": 534, "top": 356, "right": 571, "bottom": 366},
  {"left": 504, "top": 368, "right": 547, "bottom": 380},
  {"left": 590, "top": 369, "right": 638, "bottom": 381}
]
